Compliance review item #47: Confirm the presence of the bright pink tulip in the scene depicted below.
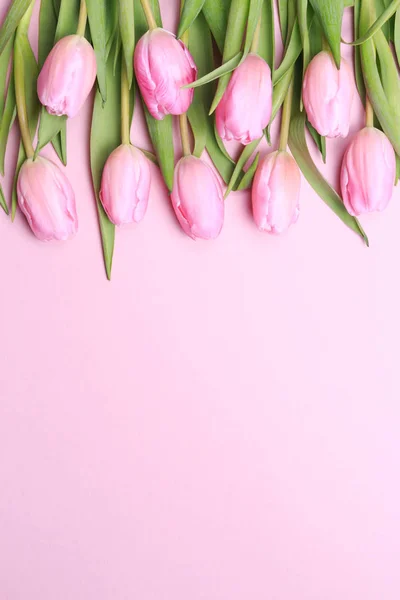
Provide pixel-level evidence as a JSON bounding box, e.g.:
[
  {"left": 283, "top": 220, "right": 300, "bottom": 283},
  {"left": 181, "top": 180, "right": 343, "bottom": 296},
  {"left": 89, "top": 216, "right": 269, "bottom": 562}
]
[
  {"left": 171, "top": 156, "right": 224, "bottom": 240},
  {"left": 252, "top": 151, "right": 300, "bottom": 234},
  {"left": 340, "top": 127, "right": 395, "bottom": 216},
  {"left": 134, "top": 28, "right": 197, "bottom": 120},
  {"left": 17, "top": 157, "right": 78, "bottom": 241},
  {"left": 215, "top": 53, "right": 272, "bottom": 145},
  {"left": 302, "top": 51, "right": 354, "bottom": 138},
  {"left": 100, "top": 144, "right": 151, "bottom": 226},
  {"left": 38, "top": 34, "right": 97, "bottom": 118}
]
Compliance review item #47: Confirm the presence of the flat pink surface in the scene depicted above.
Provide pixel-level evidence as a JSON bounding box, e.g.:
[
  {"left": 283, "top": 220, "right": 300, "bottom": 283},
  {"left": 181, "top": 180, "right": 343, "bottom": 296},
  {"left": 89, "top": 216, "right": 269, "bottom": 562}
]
[{"left": 1, "top": 3, "right": 400, "bottom": 599}]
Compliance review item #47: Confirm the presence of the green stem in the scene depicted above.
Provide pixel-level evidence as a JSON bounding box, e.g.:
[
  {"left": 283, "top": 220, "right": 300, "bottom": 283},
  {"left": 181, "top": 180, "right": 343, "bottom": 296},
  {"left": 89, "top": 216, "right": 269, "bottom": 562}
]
[
  {"left": 77, "top": 0, "right": 88, "bottom": 36},
  {"left": 14, "top": 1, "right": 35, "bottom": 159},
  {"left": 250, "top": 15, "right": 262, "bottom": 53},
  {"left": 365, "top": 96, "right": 374, "bottom": 127},
  {"left": 279, "top": 78, "right": 294, "bottom": 151},
  {"left": 140, "top": 0, "right": 157, "bottom": 30},
  {"left": 121, "top": 61, "right": 130, "bottom": 145},
  {"left": 179, "top": 114, "right": 191, "bottom": 156}
]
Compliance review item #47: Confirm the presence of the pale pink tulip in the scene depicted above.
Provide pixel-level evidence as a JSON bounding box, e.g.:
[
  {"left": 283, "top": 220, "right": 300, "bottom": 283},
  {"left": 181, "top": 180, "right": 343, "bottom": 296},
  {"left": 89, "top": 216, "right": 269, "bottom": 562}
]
[
  {"left": 216, "top": 53, "right": 272, "bottom": 145},
  {"left": 171, "top": 156, "right": 224, "bottom": 240},
  {"left": 100, "top": 145, "right": 151, "bottom": 226},
  {"left": 134, "top": 28, "right": 197, "bottom": 120},
  {"left": 17, "top": 157, "right": 78, "bottom": 241},
  {"left": 302, "top": 51, "right": 354, "bottom": 138},
  {"left": 252, "top": 151, "right": 300, "bottom": 234},
  {"left": 38, "top": 34, "right": 97, "bottom": 118},
  {"left": 340, "top": 127, "right": 395, "bottom": 216}
]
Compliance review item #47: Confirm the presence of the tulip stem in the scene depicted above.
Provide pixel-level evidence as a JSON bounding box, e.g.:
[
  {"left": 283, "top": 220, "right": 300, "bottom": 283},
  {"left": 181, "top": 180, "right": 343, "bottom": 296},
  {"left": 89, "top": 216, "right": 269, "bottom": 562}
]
[
  {"left": 14, "top": 2, "right": 35, "bottom": 160},
  {"left": 179, "top": 114, "right": 191, "bottom": 156},
  {"left": 140, "top": 0, "right": 157, "bottom": 30},
  {"left": 121, "top": 61, "right": 131, "bottom": 145},
  {"left": 250, "top": 15, "right": 262, "bottom": 53},
  {"left": 77, "top": 0, "right": 88, "bottom": 36},
  {"left": 365, "top": 96, "right": 374, "bottom": 127},
  {"left": 279, "top": 78, "right": 294, "bottom": 151}
]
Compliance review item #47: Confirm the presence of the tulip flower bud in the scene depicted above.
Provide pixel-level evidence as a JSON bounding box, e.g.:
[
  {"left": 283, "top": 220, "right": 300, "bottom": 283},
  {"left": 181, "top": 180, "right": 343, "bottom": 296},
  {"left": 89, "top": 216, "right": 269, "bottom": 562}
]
[
  {"left": 38, "top": 35, "right": 97, "bottom": 118},
  {"left": 17, "top": 156, "right": 78, "bottom": 241},
  {"left": 216, "top": 53, "right": 272, "bottom": 145},
  {"left": 252, "top": 151, "right": 300, "bottom": 234},
  {"left": 302, "top": 51, "right": 354, "bottom": 138},
  {"left": 340, "top": 127, "right": 396, "bottom": 216},
  {"left": 100, "top": 145, "right": 151, "bottom": 226},
  {"left": 171, "top": 156, "right": 224, "bottom": 240},
  {"left": 134, "top": 28, "right": 197, "bottom": 120}
]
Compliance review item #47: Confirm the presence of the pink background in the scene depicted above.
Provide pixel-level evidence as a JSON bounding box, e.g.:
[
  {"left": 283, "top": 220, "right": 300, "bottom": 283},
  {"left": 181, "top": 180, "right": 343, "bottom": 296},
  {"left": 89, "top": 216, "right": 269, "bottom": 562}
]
[{"left": 1, "top": 2, "right": 400, "bottom": 598}]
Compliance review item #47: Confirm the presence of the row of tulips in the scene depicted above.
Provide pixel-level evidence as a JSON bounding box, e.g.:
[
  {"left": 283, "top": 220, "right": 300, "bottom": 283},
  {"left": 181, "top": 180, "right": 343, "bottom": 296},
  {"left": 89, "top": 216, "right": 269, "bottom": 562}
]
[{"left": 0, "top": 0, "right": 398, "bottom": 277}]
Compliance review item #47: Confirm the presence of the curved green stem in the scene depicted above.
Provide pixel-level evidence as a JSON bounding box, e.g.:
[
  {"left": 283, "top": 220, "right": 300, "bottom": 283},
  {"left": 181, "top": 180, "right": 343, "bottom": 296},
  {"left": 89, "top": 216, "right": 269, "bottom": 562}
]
[
  {"left": 121, "top": 61, "right": 131, "bottom": 145},
  {"left": 14, "top": 2, "right": 35, "bottom": 159},
  {"left": 140, "top": 0, "right": 157, "bottom": 30},
  {"left": 77, "top": 0, "right": 88, "bottom": 36},
  {"left": 365, "top": 96, "right": 374, "bottom": 127},
  {"left": 279, "top": 78, "right": 294, "bottom": 151}
]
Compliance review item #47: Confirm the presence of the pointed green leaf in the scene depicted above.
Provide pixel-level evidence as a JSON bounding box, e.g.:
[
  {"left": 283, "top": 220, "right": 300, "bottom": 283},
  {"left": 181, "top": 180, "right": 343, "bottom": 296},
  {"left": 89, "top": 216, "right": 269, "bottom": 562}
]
[
  {"left": 0, "top": 0, "right": 32, "bottom": 56},
  {"left": 0, "top": 183, "right": 9, "bottom": 215},
  {"left": 309, "top": 0, "right": 344, "bottom": 68},
  {"left": 209, "top": 0, "right": 250, "bottom": 114},
  {"left": 258, "top": 0, "right": 275, "bottom": 71},
  {"left": 12, "top": 32, "right": 40, "bottom": 220},
  {"left": 297, "top": 0, "right": 310, "bottom": 72},
  {"left": 38, "top": 0, "right": 59, "bottom": 68},
  {"left": 90, "top": 53, "right": 121, "bottom": 280},
  {"left": 54, "top": 0, "right": 80, "bottom": 41},
  {"left": 273, "top": 20, "right": 301, "bottom": 84},
  {"left": 178, "top": 0, "right": 206, "bottom": 39},
  {"left": 119, "top": 0, "right": 135, "bottom": 89},
  {"left": 395, "top": 7, "right": 400, "bottom": 63},
  {"left": 225, "top": 139, "right": 261, "bottom": 197},
  {"left": 289, "top": 111, "right": 368, "bottom": 244},
  {"left": 0, "top": 36, "right": 14, "bottom": 115},
  {"left": 86, "top": 0, "right": 107, "bottom": 102},
  {"left": 185, "top": 52, "right": 243, "bottom": 89},
  {"left": 351, "top": 0, "right": 400, "bottom": 44},
  {"left": 307, "top": 121, "right": 327, "bottom": 162},
  {"left": 202, "top": 0, "right": 230, "bottom": 52},
  {"left": 278, "top": 0, "right": 288, "bottom": 43},
  {"left": 354, "top": 0, "right": 366, "bottom": 103},
  {"left": 237, "top": 152, "right": 260, "bottom": 190},
  {"left": 0, "top": 66, "right": 16, "bottom": 175},
  {"left": 106, "top": 1, "right": 119, "bottom": 60}
]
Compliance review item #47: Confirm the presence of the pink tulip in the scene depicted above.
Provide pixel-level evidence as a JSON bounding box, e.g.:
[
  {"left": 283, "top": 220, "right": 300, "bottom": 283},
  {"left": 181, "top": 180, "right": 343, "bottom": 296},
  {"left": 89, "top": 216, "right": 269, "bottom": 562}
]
[
  {"left": 302, "top": 51, "right": 354, "bottom": 138},
  {"left": 134, "top": 28, "right": 197, "bottom": 120},
  {"left": 38, "top": 34, "right": 97, "bottom": 118},
  {"left": 171, "top": 156, "right": 224, "bottom": 240},
  {"left": 100, "top": 144, "right": 151, "bottom": 226},
  {"left": 216, "top": 53, "right": 272, "bottom": 145},
  {"left": 17, "top": 156, "right": 78, "bottom": 241},
  {"left": 252, "top": 151, "right": 300, "bottom": 234},
  {"left": 340, "top": 127, "right": 395, "bottom": 216}
]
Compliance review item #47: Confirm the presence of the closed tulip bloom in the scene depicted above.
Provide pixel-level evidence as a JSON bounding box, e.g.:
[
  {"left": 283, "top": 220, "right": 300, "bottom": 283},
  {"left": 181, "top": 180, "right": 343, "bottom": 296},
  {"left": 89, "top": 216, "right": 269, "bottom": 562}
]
[
  {"left": 100, "top": 145, "right": 151, "bottom": 226},
  {"left": 216, "top": 53, "right": 272, "bottom": 145},
  {"left": 17, "top": 157, "right": 78, "bottom": 241},
  {"left": 302, "top": 51, "right": 354, "bottom": 138},
  {"left": 252, "top": 151, "right": 300, "bottom": 234},
  {"left": 340, "top": 127, "right": 395, "bottom": 216},
  {"left": 38, "top": 34, "right": 97, "bottom": 118},
  {"left": 171, "top": 156, "right": 224, "bottom": 240},
  {"left": 134, "top": 28, "right": 197, "bottom": 120}
]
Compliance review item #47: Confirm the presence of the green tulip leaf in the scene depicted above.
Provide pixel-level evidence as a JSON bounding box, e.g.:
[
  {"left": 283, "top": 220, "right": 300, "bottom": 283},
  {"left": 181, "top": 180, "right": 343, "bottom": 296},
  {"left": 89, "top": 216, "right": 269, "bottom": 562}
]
[
  {"left": 0, "top": 183, "right": 8, "bottom": 215},
  {"left": 237, "top": 152, "right": 260, "bottom": 190},
  {"left": 273, "top": 20, "right": 301, "bottom": 84},
  {"left": 307, "top": 121, "right": 327, "bottom": 162},
  {"left": 278, "top": 0, "right": 288, "bottom": 43},
  {"left": 258, "top": 0, "right": 275, "bottom": 71},
  {"left": 243, "top": 0, "right": 264, "bottom": 57},
  {"left": 394, "top": 6, "right": 400, "bottom": 62},
  {"left": 178, "top": 0, "right": 206, "bottom": 39},
  {"left": 0, "top": 35, "right": 14, "bottom": 114},
  {"left": 12, "top": 30, "right": 40, "bottom": 220},
  {"left": 184, "top": 52, "right": 243, "bottom": 89},
  {"left": 288, "top": 111, "right": 368, "bottom": 244},
  {"left": 86, "top": 0, "right": 107, "bottom": 102},
  {"left": 106, "top": 1, "right": 119, "bottom": 60},
  {"left": 309, "top": 0, "right": 344, "bottom": 68},
  {"left": 350, "top": 0, "right": 400, "bottom": 44},
  {"left": 209, "top": 0, "right": 250, "bottom": 114},
  {"left": 54, "top": 0, "right": 79, "bottom": 40},
  {"left": 297, "top": 0, "right": 310, "bottom": 72},
  {"left": 0, "top": 0, "right": 32, "bottom": 56},
  {"left": 0, "top": 66, "right": 16, "bottom": 176},
  {"left": 202, "top": 0, "right": 230, "bottom": 52},
  {"left": 119, "top": 0, "right": 135, "bottom": 89},
  {"left": 225, "top": 138, "right": 261, "bottom": 197}
]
